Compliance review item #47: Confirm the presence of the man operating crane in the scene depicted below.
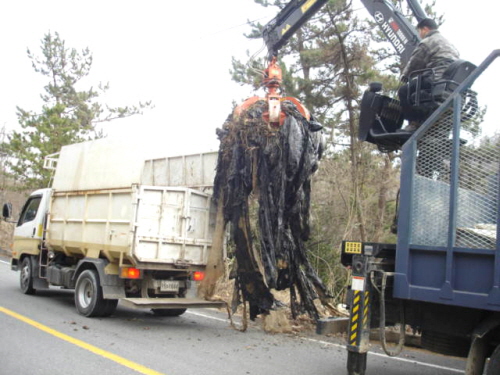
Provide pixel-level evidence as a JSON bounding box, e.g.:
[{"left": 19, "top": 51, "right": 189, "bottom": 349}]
[{"left": 398, "top": 18, "right": 460, "bottom": 131}]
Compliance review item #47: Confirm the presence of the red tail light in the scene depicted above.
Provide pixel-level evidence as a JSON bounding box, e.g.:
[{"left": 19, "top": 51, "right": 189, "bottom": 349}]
[
  {"left": 193, "top": 271, "right": 205, "bottom": 281},
  {"left": 120, "top": 267, "right": 141, "bottom": 279}
]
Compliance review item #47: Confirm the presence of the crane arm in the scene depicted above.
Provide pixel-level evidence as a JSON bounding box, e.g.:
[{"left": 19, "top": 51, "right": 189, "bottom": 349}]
[
  {"left": 262, "top": 0, "right": 427, "bottom": 66},
  {"left": 262, "top": 0, "right": 329, "bottom": 60},
  {"left": 360, "top": 0, "right": 426, "bottom": 66}
]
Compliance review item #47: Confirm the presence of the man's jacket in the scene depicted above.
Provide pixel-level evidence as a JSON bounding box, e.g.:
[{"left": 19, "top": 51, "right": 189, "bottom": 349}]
[{"left": 402, "top": 30, "right": 459, "bottom": 81}]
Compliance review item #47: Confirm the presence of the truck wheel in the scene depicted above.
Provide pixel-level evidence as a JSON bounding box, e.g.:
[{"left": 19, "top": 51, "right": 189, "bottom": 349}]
[
  {"left": 20, "top": 257, "right": 36, "bottom": 295},
  {"left": 75, "top": 269, "right": 107, "bottom": 317},
  {"left": 487, "top": 344, "right": 500, "bottom": 374},
  {"left": 152, "top": 309, "right": 187, "bottom": 317},
  {"left": 101, "top": 299, "right": 118, "bottom": 317}
]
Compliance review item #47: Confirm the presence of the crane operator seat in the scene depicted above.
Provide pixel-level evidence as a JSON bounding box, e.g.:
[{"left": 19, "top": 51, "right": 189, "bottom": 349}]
[
  {"left": 408, "top": 59, "right": 477, "bottom": 109},
  {"left": 358, "top": 59, "right": 477, "bottom": 153}
]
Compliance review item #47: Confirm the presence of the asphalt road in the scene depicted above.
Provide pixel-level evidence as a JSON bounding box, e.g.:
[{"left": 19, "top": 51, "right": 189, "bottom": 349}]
[{"left": 0, "top": 257, "right": 466, "bottom": 375}]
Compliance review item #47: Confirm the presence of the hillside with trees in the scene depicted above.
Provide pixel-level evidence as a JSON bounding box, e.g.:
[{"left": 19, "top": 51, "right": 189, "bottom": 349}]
[{"left": 1, "top": 32, "right": 152, "bottom": 190}]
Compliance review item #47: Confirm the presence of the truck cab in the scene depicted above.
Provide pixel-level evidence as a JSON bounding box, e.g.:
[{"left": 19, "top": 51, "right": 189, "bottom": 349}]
[{"left": 10, "top": 188, "right": 51, "bottom": 270}]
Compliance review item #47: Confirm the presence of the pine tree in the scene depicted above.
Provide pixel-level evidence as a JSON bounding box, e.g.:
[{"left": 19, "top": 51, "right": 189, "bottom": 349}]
[{"left": 3, "top": 32, "right": 152, "bottom": 189}]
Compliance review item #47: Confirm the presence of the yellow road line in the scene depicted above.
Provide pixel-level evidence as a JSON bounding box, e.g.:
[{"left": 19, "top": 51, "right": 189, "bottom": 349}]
[{"left": 0, "top": 306, "right": 165, "bottom": 375}]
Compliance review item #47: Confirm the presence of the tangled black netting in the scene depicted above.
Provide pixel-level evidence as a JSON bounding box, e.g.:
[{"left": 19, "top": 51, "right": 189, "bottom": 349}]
[{"left": 213, "top": 99, "right": 330, "bottom": 321}]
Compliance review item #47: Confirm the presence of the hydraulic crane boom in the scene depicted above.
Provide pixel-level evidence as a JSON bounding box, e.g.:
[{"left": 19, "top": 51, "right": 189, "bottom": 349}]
[
  {"left": 246, "top": 0, "right": 429, "bottom": 128},
  {"left": 262, "top": 0, "right": 329, "bottom": 60},
  {"left": 255, "top": 0, "right": 428, "bottom": 127},
  {"left": 262, "top": 0, "right": 427, "bottom": 66},
  {"left": 359, "top": 0, "right": 426, "bottom": 66}
]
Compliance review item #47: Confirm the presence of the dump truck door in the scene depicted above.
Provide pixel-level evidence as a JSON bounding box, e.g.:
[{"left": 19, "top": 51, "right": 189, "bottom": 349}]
[{"left": 13, "top": 189, "right": 51, "bottom": 257}]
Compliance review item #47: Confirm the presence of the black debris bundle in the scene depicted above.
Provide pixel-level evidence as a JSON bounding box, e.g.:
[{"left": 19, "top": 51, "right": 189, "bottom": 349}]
[{"left": 214, "top": 99, "right": 330, "bottom": 320}]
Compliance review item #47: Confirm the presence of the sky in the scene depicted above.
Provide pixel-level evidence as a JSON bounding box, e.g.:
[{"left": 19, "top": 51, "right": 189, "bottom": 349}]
[{"left": 0, "top": 0, "right": 498, "bottom": 158}]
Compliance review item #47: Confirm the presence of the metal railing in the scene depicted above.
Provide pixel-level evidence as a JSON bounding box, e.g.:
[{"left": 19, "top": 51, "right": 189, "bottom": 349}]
[{"left": 400, "top": 50, "right": 500, "bottom": 251}]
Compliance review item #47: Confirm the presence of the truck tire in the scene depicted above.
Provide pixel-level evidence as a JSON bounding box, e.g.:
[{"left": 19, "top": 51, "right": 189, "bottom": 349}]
[
  {"left": 20, "top": 257, "right": 36, "bottom": 295},
  {"left": 75, "top": 269, "right": 107, "bottom": 317},
  {"left": 101, "top": 299, "right": 118, "bottom": 317},
  {"left": 487, "top": 344, "right": 500, "bottom": 374},
  {"left": 151, "top": 308, "right": 187, "bottom": 317}
]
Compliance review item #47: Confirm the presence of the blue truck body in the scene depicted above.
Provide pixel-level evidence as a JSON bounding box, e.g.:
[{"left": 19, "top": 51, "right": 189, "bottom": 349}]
[
  {"left": 344, "top": 50, "right": 500, "bottom": 375},
  {"left": 394, "top": 50, "right": 500, "bottom": 312}
]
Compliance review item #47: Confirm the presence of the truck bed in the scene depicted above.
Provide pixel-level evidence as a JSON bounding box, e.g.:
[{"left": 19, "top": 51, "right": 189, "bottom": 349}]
[{"left": 48, "top": 185, "right": 215, "bottom": 268}]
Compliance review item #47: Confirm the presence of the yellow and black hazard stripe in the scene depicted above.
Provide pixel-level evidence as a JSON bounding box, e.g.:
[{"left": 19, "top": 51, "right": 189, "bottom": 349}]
[
  {"left": 349, "top": 290, "right": 361, "bottom": 346},
  {"left": 349, "top": 290, "right": 371, "bottom": 347},
  {"left": 301, "top": 0, "right": 318, "bottom": 13},
  {"left": 363, "top": 291, "right": 370, "bottom": 328}
]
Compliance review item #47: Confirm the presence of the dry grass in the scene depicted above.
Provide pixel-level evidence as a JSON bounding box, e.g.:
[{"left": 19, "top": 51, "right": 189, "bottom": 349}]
[
  {"left": 0, "top": 221, "right": 14, "bottom": 254},
  {"left": 0, "top": 185, "right": 31, "bottom": 254},
  {"left": 205, "top": 260, "right": 331, "bottom": 334}
]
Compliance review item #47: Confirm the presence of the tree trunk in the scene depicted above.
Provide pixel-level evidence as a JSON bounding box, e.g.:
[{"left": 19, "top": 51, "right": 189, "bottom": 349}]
[{"left": 337, "top": 25, "right": 367, "bottom": 242}]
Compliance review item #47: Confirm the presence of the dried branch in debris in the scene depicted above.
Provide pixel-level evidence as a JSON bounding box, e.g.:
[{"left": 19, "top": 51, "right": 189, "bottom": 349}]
[{"left": 213, "top": 99, "right": 330, "bottom": 320}]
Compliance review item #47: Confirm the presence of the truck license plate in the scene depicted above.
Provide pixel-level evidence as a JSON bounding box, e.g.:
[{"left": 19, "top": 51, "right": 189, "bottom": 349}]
[{"left": 160, "top": 280, "right": 180, "bottom": 293}]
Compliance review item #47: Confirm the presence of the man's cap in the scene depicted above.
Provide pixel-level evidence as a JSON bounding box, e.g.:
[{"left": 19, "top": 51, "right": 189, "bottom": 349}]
[{"left": 417, "top": 18, "right": 438, "bottom": 30}]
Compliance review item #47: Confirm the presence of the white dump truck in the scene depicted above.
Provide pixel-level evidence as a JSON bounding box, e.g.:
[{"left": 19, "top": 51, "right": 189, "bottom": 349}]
[{"left": 4, "top": 139, "right": 225, "bottom": 317}]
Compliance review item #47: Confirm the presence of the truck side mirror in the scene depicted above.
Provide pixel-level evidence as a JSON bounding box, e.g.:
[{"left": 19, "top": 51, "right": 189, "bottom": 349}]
[{"left": 2, "top": 202, "right": 12, "bottom": 220}]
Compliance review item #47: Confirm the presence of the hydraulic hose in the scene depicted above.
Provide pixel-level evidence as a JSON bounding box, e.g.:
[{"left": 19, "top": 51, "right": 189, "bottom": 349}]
[{"left": 370, "top": 270, "right": 405, "bottom": 357}]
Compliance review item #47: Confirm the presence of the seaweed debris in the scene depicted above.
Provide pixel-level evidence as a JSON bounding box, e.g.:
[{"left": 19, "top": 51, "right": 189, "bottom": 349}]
[{"left": 213, "top": 99, "right": 329, "bottom": 320}]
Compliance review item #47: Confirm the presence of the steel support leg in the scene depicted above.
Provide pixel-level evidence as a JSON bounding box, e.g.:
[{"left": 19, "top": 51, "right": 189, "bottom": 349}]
[
  {"left": 346, "top": 275, "right": 372, "bottom": 375},
  {"left": 347, "top": 351, "right": 367, "bottom": 375}
]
